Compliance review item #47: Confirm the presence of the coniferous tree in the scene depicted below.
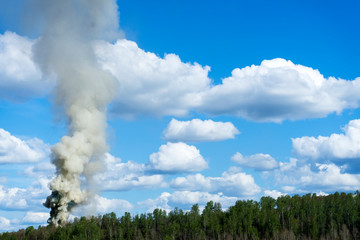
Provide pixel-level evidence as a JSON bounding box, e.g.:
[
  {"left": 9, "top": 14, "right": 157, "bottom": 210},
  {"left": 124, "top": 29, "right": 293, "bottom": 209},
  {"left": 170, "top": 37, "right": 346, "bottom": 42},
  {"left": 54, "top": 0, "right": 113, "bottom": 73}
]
[{"left": 2, "top": 191, "right": 360, "bottom": 240}]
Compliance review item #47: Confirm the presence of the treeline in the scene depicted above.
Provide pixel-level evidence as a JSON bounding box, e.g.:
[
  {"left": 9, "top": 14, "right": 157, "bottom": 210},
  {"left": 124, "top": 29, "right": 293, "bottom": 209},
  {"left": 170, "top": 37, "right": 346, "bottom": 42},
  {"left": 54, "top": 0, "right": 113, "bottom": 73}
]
[{"left": 2, "top": 191, "right": 360, "bottom": 240}]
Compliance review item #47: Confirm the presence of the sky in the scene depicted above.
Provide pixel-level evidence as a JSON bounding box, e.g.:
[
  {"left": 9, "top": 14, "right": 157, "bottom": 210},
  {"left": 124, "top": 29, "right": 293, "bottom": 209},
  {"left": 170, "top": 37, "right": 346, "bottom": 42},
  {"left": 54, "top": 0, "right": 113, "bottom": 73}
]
[{"left": 0, "top": 0, "right": 360, "bottom": 231}]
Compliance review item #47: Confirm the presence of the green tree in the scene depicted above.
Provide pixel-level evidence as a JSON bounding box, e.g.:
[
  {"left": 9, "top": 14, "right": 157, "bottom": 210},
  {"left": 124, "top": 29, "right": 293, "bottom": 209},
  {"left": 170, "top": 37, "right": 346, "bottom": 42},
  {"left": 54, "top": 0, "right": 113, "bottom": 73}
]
[{"left": 260, "top": 196, "right": 280, "bottom": 238}]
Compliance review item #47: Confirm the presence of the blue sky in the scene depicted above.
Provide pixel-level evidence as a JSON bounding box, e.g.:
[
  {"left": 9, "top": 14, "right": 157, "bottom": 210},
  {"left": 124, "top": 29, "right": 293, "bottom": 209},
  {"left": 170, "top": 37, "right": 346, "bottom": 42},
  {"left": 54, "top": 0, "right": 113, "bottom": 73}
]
[{"left": 1, "top": 0, "right": 360, "bottom": 231}]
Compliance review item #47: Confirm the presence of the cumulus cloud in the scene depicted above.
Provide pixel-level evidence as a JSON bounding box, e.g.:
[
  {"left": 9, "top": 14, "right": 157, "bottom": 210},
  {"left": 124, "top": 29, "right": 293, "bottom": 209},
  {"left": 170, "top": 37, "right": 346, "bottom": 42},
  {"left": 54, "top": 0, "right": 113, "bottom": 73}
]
[
  {"left": 0, "top": 128, "right": 49, "bottom": 164},
  {"left": 198, "top": 58, "right": 360, "bottom": 122},
  {"left": 169, "top": 191, "right": 238, "bottom": 208},
  {"left": 231, "top": 152, "right": 279, "bottom": 171},
  {"left": 73, "top": 195, "right": 133, "bottom": 216},
  {"left": 274, "top": 159, "right": 360, "bottom": 193},
  {"left": 264, "top": 190, "right": 286, "bottom": 199},
  {"left": 0, "top": 32, "right": 53, "bottom": 101},
  {"left": 96, "top": 153, "right": 166, "bottom": 191},
  {"left": 163, "top": 118, "right": 240, "bottom": 142},
  {"left": 22, "top": 212, "right": 49, "bottom": 224},
  {"left": 149, "top": 142, "right": 208, "bottom": 173},
  {"left": 137, "top": 192, "right": 172, "bottom": 213},
  {"left": 170, "top": 173, "right": 211, "bottom": 191},
  {"left": 1, "top": 32, "right": 210, "bottom": 117},
  {"left": 91, "top": 195, "right": 133, "bottom": 214},
  {"left": 170, "top": 167, "right": 261, "bottom": 197},
  {"left": 98, "top": 44, "right": 360, "bottom": 122},
  {"left": 315, "top": 191, "right": 329, "bottom": 196},
  {"left": 3, "top": 32, "right": 360, "bottom": 123},
  {"left": 292, "top": 119, "right": 360, "bottom": 172},
  {"left": 0, "top": 174, "right": 52, "bottom": 212},
  {"left": 0, "top": 185, "right": 28, "bottom": 210},
  {"left": 95, "top": 39, "right": 211, "bottom": 119},
  {"left": 303, "top": 163, "right": 360, "bottom": 190},
  {"left": 138, "top": 191, "right": 238, "bottom": 213}
]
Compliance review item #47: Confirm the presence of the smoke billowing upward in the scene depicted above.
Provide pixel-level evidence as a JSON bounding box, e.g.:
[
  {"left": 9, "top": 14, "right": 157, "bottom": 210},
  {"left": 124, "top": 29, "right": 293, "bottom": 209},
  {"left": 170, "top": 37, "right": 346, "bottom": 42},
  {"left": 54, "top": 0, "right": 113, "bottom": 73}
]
[{"left": 26, "top": 0, "right": 119, "bottom": 225}]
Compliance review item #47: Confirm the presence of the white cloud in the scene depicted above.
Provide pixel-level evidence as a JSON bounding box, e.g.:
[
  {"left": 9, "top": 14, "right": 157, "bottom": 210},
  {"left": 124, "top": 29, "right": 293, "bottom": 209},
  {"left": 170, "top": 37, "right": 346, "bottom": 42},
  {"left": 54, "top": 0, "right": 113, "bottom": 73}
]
[
  {"left": 24, "top": 161, "right": 55, "bottom": 178},
  {"left": 0, "top": 216, "right": 11, "bottom": 231},
  {"left": 0, "top": 128, "right": 49, "bottom": 164},
  {"left": 281, "top": 186, "right": 296, "bottom": 192},
  {"left": 0, "top": 185, "right": 28, "bottom": 210},
  {"left": 137, "top": 192, "right": 172, "bottom": 213},
  {"left": 264, "top": 190, "right": 286, "bottom": 199},
  {"left": 198, "top": 58, "right": 360, "bottom": 122},
  {"left": 96, "top": 153, "right": 166, "bottom": 191},
  {"left": 170, "top": 167, "right": 261, "bottom": 197},
  {"left": 163, "top": 118, "right": 240, "bottom": 142},
  {"left": 0, "top": 158, "right": 53, "bottom": 212},
  {"left": 0, "top": 32, "right": 53, "bottom": 101},
  {"left": 3, "top": 33, "right": 360, "bottom": 123},
  {"left": 139, "top": 167, "right": 260, "bottom": 212},
  {"left": 307, "top": 164, "right": 360, "bottom": 190},
  {"left": 73, "top": 195, "right": 133, "bottom": 216},
  {"left": 316, "top": 191, "right": 329, "bottom": 196},
  {"left": 231, "top": 152, "right": 279, "bottom": 171},
  {"left": 169, "top": 191, "right": 238, "bottom": 208},
  {"left": 22, "top": 212, "right": 49, "bottom": 224},
  {"left": 92, "top": 195, "right": 133, "bottom": 214},
  {"left": 0, "top": 176, "right": 52, "bottom": 212},
  {"left": 170, "top": 173, "right": 211, "bottom": 190},
  {"left": 99, "top": 42, "right": 360, "bottom": 122},
  {"left": 292, "top": 119, "right": 360, "bottom": 171},
  {"left": 97, "top": 42, "right": 360, "bottom": 122},
  {"left": 149, "top": 142, "right": 208, "bottom": 173},
  {"left": 95, "top": 39, "right": 211, "bottom": 119},
  {"left": 274, "top": 159, "right": 360, "bottom": 193},
  {"left": 26, "top": 176, "right": 52, "bottom": 199},
  {"left": 138, "top": 191, "right": 238, "bottom": 213},
  {"left": 0, "top": 132, "right": 53, "bottom": 213},
  {"left": 105, "top": 172, "right": 165, "bottom": 191}
]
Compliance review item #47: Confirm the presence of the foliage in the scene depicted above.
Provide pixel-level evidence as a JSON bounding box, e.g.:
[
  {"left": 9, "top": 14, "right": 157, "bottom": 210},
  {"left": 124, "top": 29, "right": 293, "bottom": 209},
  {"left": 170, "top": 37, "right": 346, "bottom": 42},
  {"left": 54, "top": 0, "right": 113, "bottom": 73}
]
[{"left": 1, "top": 191, "right": 360, "bottom": 239}]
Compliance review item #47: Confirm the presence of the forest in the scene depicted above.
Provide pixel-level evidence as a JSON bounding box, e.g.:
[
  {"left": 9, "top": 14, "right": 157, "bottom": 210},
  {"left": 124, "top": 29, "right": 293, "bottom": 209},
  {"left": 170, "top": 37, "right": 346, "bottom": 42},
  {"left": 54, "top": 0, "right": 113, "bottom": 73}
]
[{"left": 1, "top": 191, "right": 360, "bottom": 240}]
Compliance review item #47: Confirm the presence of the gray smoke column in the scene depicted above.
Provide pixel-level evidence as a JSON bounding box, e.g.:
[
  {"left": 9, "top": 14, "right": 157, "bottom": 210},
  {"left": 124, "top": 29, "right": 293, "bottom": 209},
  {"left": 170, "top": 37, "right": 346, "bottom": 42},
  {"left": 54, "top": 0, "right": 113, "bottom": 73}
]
[{"left": 27, "top": 0, "right": 119, "bottom": 225}]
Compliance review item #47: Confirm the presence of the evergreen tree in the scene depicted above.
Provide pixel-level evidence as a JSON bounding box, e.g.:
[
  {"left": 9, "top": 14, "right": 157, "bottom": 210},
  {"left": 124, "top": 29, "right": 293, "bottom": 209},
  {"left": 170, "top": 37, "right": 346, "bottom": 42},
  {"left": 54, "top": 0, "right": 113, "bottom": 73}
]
[{"left": 2, "top": 191, "right": 360, "bottom": 240}]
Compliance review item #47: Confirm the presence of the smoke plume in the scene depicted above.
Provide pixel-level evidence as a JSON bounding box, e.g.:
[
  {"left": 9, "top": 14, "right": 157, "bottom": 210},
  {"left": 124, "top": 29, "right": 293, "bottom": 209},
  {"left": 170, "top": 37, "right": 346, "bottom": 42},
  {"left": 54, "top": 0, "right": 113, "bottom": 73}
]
[{"left": 27, "top": 0, "right": 119, "bottom": 225}]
